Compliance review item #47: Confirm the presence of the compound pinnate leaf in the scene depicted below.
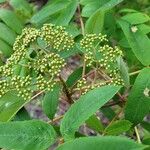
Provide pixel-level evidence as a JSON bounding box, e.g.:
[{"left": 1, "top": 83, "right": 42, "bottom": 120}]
[
  {"left": 60, "top": 85, "right": 121, "bottom": 140},
  {"left": 125, "top": 68, "right": 150, "bottom": 125},
  {"left": 0, "top": 120, "right": 57, "bottom": 150},
  {"left": 56, "top": 136, "right": 146, "bottom": 150}
]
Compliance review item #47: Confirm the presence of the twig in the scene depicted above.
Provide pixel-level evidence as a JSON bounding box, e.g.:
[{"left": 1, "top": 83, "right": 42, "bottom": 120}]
[
  {"left": 134, "top": 126, "right": 141, "bottom": 143},
  {"left": 59, "top": 76, "right": 73, "bottom": 104},
  {"left": 129, "top": 70, "right": 141, "bottom": 76},
  {"left": 78, "top": 5, "right": 85, "bottom": 35},
  {"left": 30, "top": 90, "right": 45, "bottom": 100},
  {"left": 78, "top": 4, "right": 86, "bottom": 77},
  {"left": 48, "top": 115, "right": 64, "bottom": 124}
]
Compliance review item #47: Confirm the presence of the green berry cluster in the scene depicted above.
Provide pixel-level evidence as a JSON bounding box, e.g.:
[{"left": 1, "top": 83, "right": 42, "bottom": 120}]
[
  {"left": 33, "top": 52, "right": 65, "bottom": 76},
  {"left": 36, "top": 75, "right": 56, "bottom": 91},
  {"left": 11, "top": 75, "right": 32, "bottom": 99},
  {"left": 41, "top": 24, "right": 74, "bottom": 51},
  {"left": 0, "top": 24, "right": 74, "bottom": 100},
  {"left": 80, "top": 33, "right": 124, "bottom": 87},
  {"left": 76, "top": 77, "right": 107, "bottom": 95}
]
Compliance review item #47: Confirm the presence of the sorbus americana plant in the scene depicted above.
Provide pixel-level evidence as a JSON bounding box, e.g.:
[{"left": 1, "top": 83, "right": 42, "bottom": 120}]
[{"left": 0, "top": 0, "right": 150, "bottom": 150}]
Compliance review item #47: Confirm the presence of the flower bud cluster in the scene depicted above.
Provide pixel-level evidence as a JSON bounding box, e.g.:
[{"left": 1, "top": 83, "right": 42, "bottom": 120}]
[
  {"left": 0, "top": 24, "right": 73, "bottom": 100},
  {"left": 33, "top": 52, "right": 65, "bottom": 77},
  {"left": 76, "top": 77, "right": 107, "bottom": 95},
  {"left": 80, "top": 34, "right": 124, "bottom": 87},
  {"left": 36, "top": 74, "right": 56, "bottom": 91},
  {"left": 10, "top": 75, "right": 32, "bottom": 100},
  {"left": 0, "top": 80, "right": 9, "bottom": 98},
  {"left": 41, "top": 24, "right": 74, "bottom": 51}
]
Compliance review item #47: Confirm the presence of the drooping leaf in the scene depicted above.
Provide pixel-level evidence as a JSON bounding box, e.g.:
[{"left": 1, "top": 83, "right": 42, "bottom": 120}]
[
  {"left": 0, "top": 92, "right": 27, "bottom": 122},
  {"left": 56, "top": 136, "right": 146, "bottom": 150},
  {"left": 0, "top": 9, "right": 23, "bottom": 34},
  {"left": 137, "top": 24, "right": 150, "bottom": 34},
  {"left": 117, "top": 56, "right": 130, "bottom": 87},
  {"left": 65, "top": 24, "right": 81, "bottom": 38},
  {"left": 86, "top": 114, "right": 104, "bottom": 132},
  {"left": 125, "top": 68, "right": 150, "bottom": 125},
  {"left": 101, "top": 107, "right": 116, "bottom": 120},
  {"left": 0, "top": 120, "right": 57, "bottom": 150},
  {"left": 13, "top": 107, "right": 30, "bottom": 121},
  {"left": 42, "top": 84, "right": 62, "bottom": 119},
  {"left": 121, "top": 12, "right": 150, "bottom": 25},
  {"left": 0, "top": 39, "right": 12, "bottom": 57},
  {"left": 31, "top": 0, "right": 71, "bottom": 26},
  {"left": 81, "top": 1, "right": 101, "bottom": 17},
  {"left": 47, "top": 0, "right": 78, "bottom": 26},
  {"left": 0, "top": 22, "right": 16, "bottom": 46},
  {"left": 141, "top": 121, "right": 150, "bottom": 132},
  {"left": 60, "top": 85, "right": 121, "bottom": 140},
  {"left": 66, "top": 66, "right": 91, "bottom": 88},
  {"left": 104, "top": 120, "right": 132, "bottom": 135},
  {"left": 117, "top": 19, "right": 150, "bottom": 66},
  {"left": 85, "top": 0, "right": 123, "bottom": 34},
  {"left": 9, "top": 0, "right": 33, "bottom": 21},
  {"left": 59, "top": 44, "right": 82, "bottom": 59}
]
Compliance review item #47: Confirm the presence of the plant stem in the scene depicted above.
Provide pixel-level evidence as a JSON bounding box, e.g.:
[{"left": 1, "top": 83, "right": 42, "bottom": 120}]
[
  {"left": 59, "top": 76, "right": 73, "bottom": 104},
  {"left": 48, "top": 115, "right": 64, "bottom": 124},
  {"left": 134, "top": 126, "right": 141, "bottom": 143},
  {"left": 129, "top": 70, "right": 141, "bottom": 76},
  {"left": 78, "top": 4, "right": 86, "bottom": 77},
  {"left": 30, "top": 90, "right": 45, "bottom": 100},
  {"left": 78, "top": 5, "right": 85, "bottom": 35}
]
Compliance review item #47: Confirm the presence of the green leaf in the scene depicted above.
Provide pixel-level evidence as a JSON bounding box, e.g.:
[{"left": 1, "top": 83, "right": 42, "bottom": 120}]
[
  {"left": 118, "top": 19, "right": 150, "bottom": 66},
  {"left": 59, "top": 44, "right": 82, "bottom": 59},
  {"left": 117, "top": 57, "right": 130, "bottom": 87},
  {"left": 125, "top": 68, "right": 150, "bottom": 125},
  {"left": 104, "top": 120, "right": 132, "bottom": 135},
  {"left": 42, "top": 84, "right": 62, "bottom": 119},
  {"left": 85, "top": 0, "right": 123, "bottom": 34},
  {"left": 65, "top": 24, "right": 80, "bottom": 38},
  {"left": 101, "top": 107, "right": 116, "bottom": 120},
  {"left": 121, "top": 12, "right": 150, "bottom": 25},
  {"left": 60, "top": 85, "right": 121, "bottom": 140},
  {"left": 31, "top": 0, "right": 71, "bottom": 26},
  {"left": 13, "top": 107, "right": 30, "bottom": 121},
  {"left": 0, "top": 9, "right": 23, "bottom": 34},
  {"left": 0, "top": 22, "right": 16, "bottom": 46},
  {"left": 81, "top": 1, "right": 101, "bottom": 17},
  {"left": 0, "top": 120, "right": 57, "bottom": 150},
  {"left": 138, "top": 24, "right": 150, "bottom": 34},
  {"left": 66, "top": 67, "right": 91, "bottom": 88},
  {"left": 9, "top": 0, "right": 33, "bottom": 21},
  {"left": 0, "top": 0, "right": 6, "bottom": 3},
  {"left": 86, "top": 114, "right": 104, "bottom": 132},
  {"left": 56, "top": 136, "right": 146, "bottom": 150},
  {"left": 0, "top": 92, "right": 27, "bottom": 122},
  {"left": 80, "top": 0, "right": 94, "bottom": 5},
  {"left": 0, "top": 39, "right": 12, "bottom": 57},
  {"left": 141, "top": 121, "right": 150, "bottom": 132},
  {"left": 47, "top": 0, "right": 78, "bottom": 26}
]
